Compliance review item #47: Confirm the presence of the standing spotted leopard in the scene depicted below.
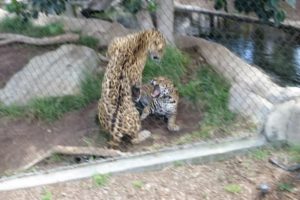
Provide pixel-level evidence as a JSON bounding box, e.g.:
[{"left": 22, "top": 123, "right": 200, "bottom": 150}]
[
  {"left": 132, "top": 76, "right": 180, "bottom": 131},
  {"left": 98, "top": 29, "right": 166, "bottom": 147}
]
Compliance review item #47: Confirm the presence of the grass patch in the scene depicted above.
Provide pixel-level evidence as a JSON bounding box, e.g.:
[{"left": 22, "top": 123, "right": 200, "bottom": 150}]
[
  {"left": 178, "top": 66, "right": 235, "bottom": 139},
  {"left": 173, "top": 160, "right": 185, "bottom": 167},
  {"left": 41, "top": 190, "right": 52, "bottom": 200},
  {"left": 288, "top": 144, "right": 300, "bottom": 162},
  {"left": 92, "top": 174, "right": 110, "bottom": 187},
  {"left": 143, "top": 46, "right": 189, "bottom": 85},
  {"left": 0, "top": 17, "right": 64, "bottom": 37},
  {"left": 47, "top": 153, "right": 62, "bottom": 163},
  {"left": 132, "top": 180, "right": 144, "bottom": 189},
  {"left": 278, "top": 182, "right": 295, "bottom": 192},
  {"left": 251, "top": 148, "right": 271, "bottom": 160},
  {"left": 77, "top": 35, "right": 100, "bottom": 49},
  {"left": 0, "top": 72, "right": 103, "bottom": 121},
  {"left": 224, "top": 184, "right": 242, "bottom": 194}
]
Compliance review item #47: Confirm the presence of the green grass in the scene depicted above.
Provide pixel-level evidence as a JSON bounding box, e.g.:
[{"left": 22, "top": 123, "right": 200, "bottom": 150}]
[
  {"left": 0, "top": 17, "right": 99, "bottom": 49},
  {"left": 143, "top": 46, "right": 189, "bottom": 85},
  {"left": 250, "top": 148, "right": 271, "bottom": 160},
  {"left": 77, "top": 35, "right": 100, "bottom": 49},
  {"left": 224, "top": 184, "right": 242, "bottom": 194},
  {"left": 288, "top": 144, "right": 300, "bottom": 162},
  {"left": 0, "top": 72, "right": 103, "bottom": 121},
  {"left": 92, "top": 174, "right": 110, "bottom": 187},
  {"left": 178, "top": 66, "right": 235, "bottom": 139},
  {"left": 0, "top": 17, "right": 64, "bottom": 37},
  {"left": 132, "top": 180, "right": 144, "bottom": 189},
  {"left": 48, "top": 153, "right": 62, "bottom": 163},
  {"left": 173, "top": 160, "right": 185, "bottom": 167},
  {"left": 278, "top": 182, "right": 295, "bottom": 192},
  {"left": 41, "top": 190, "right": 52, "bottom": 200}
]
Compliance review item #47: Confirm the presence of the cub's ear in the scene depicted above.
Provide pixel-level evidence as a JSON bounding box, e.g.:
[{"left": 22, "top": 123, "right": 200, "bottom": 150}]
[{"left": 150, "top": 79, "right": 157, "bottom": 85}]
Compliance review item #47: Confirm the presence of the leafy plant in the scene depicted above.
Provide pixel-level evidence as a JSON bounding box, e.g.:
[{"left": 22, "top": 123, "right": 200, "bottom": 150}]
[
  {"left": 5, "top": 0, "right": 66, "bottom": 22},
  {"left": 5, "top": 0, "right": 37, "bottom": 22},
  {"left": 214, "top": 0, "right": 297, "bottom": 26},
  {"left": 122, "top": 0, "right": 158, "bottom": 14},
  {"left": 92, "top": 174, "right": 110, "bottom": 187},
  {"left": 224, "top": 184, "right": 242, "bottom": 194}
]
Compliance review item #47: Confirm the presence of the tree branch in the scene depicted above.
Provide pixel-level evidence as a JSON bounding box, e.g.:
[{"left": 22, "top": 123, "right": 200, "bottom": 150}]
[{"left": 0, "top": 33, "right": 80, "bottom": 46}]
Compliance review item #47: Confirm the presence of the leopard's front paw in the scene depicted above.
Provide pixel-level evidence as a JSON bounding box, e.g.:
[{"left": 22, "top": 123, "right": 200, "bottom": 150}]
[{"left": 132, "top": 130, "right": 152, "bottom": 144}]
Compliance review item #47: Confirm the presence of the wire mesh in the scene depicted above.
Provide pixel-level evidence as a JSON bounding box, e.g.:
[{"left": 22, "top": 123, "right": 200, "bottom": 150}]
[{"left": 0, "top": 0, "right": 299, "bottom": 196}]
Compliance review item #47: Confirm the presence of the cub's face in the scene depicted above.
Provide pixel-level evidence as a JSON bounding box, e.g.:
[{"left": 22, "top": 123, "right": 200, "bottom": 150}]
[{"left": 150, "top": 77, "right": 172, "bottom": 98}]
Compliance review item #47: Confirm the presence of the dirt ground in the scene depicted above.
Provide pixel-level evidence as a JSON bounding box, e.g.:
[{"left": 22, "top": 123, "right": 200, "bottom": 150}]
[
  {"left": 1, "top": 151, "right": 299, "bottom": 200},
  {"left": 0, "top": 100, "right": 202, "bottom": 174}
]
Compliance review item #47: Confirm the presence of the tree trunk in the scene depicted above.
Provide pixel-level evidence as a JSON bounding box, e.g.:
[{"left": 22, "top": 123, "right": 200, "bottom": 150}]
[
  {"left": 136, "top": 9, "right": 154, "bottom": 30},
  {"left": 156, "top": 0, "right": 174, "bottom": 44}
]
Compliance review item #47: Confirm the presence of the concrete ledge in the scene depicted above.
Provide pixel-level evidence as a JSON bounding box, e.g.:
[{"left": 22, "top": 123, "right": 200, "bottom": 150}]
[{"left": 0, "top": 135, "right": 266, "bottom": 191}]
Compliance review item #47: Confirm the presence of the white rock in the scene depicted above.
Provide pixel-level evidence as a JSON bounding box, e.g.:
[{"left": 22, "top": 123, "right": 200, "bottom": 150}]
[
  {"left": 0, "top": 44, "right": 99, "bottom": 106},
  {"left": 264, "top": 99, "right": 300, "bottom": 145},
  {"left": 229, "top": 83, "right": 274, "bottom": 126}
]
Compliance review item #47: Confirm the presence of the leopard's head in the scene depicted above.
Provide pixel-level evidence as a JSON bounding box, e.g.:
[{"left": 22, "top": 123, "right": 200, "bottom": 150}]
[
  {"left": 150, "top": 76, "right": 173, "bottom": 98},
  {"left": 145, "top": 30, "right": 166, "bottom": 62}
]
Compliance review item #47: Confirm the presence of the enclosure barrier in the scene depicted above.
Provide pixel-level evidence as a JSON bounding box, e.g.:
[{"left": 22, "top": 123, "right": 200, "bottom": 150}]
[{"left": 0, "top": 0, "right": 299, "bottom": 194}]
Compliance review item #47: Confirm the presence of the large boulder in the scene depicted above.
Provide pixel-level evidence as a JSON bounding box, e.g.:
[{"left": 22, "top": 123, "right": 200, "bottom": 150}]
[
  {"left": 264, "top": 99, "right": 300, "bottom": 145},
  {"left": 0, "top": 44, "right": 99, "bottom": 106}
]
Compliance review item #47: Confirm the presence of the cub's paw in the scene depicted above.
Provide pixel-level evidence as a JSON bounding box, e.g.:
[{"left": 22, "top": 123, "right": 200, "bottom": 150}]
[
  {"left": 168, "top": 124, "right": 180, "bottom": 132},
  {"left": 132, "top": 130, "right": 152, "bottom": 144}
]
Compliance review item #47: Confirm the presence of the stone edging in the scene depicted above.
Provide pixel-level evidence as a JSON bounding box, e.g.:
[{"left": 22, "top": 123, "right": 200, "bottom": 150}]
[{"left": 0, "top": 135, "right": 266, "bottom": 191}]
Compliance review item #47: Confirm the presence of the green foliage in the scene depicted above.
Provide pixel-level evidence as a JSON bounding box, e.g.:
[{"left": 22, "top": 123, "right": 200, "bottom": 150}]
[
  {"left": 214, "top": 0, "right": 297, "bottom": 26},
  {"left": 41, "top": 190, "right": 52, "bottom": 200},
  {"left": 175, "top": 66, "right": 235, "bottom": 143},
  {"left": 173, "top": 160, "right": 185, "bottom": 167},
  {"left": 224, "top": 184, "right": 242, "bottom": 193},
  {"left": 132, "top": 180, "right": 144, "bottom": 189},
  {"left": 143, "top": 46, "right": 189, "bottom": 85},
  {"left": 5, "top": 0, "right": 37, "bottom": 22},
  {"left": 179, "top": 67, "right": 235, "bottom": 126},
  {"left": 48, "top": 153, "right": 62, "bottom": 163},
  {"left": 122, "top": 0, "right": 158, "bottom": 14},
  {"left": 278, "top": 182, "right": 294, "bottom": 192},
  {"left": 77, "top": 35, "right": 100, "bottom": 49},
  {"left": 5, "top": 0, "right": 66, "bottom": 22},
  {"left": 214, "top": 0, "right": 228, "bottom": 12},
  {"left": 31, "top": 0, "right": 66, "bottom": 15},
  {"left": 0, "top": 72, "right": 103, "bottom": 122},
  {"left": 92, "top": 174, "right": 110, "bottom": 187},
  {"left": 251, "top": 149, "right": 271, "bottom": 160},
  {"left": 288, "top": 144, "right": 300, "bottom": 162},
  {"left": 0, "top": 17, "right": 64, "bottom": 37}
]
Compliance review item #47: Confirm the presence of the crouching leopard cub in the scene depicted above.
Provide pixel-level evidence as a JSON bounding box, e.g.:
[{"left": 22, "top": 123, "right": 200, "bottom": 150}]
[
  {"left": 98, "top": 30, "right": 166, "bottom": 148},
  {"left": 132, "top": 76, "right": 180, "bottom": 131}
]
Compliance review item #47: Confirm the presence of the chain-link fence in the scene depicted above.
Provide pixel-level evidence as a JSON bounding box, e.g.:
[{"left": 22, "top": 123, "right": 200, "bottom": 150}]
[{"left": 0, "top": 0, "right": 299, "bottom": 193}]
